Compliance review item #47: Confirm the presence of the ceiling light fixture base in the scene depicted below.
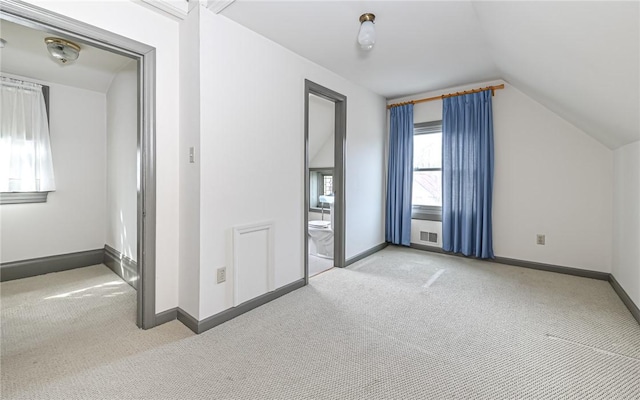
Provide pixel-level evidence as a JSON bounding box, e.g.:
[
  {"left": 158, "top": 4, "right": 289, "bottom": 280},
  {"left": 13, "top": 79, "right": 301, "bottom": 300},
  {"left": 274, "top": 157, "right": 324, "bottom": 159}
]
[
  {"left": 45, "top": 37, "right": 81, "bottom": 64},
  {"left": 359, "top": 13, "right": 375, "bottom": 24}
]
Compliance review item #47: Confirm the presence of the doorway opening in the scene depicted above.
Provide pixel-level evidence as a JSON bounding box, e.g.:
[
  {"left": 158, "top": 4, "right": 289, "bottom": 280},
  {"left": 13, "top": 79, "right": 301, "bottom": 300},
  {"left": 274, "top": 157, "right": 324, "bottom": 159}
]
[
  {"left": 304, "top": 80, "right": 346, "bottom": 283},
  {"left": 1, "top": 1, "right": 157, "bottom": 329}
]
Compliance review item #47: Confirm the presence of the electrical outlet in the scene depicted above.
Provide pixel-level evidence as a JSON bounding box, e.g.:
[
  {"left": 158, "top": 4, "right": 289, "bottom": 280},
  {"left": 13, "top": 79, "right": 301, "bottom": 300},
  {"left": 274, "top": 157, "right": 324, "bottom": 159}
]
[
  {"left": 536, "top": 234, "right": 546, "bottom": 245},
  {"left": 216, "top": 267, "right": 226, "bottom": 283}
]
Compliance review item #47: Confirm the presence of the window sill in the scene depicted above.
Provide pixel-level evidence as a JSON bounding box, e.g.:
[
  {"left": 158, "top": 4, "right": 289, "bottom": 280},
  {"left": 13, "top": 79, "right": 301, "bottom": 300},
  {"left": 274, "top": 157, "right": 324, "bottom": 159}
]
[
  {"left": 1, "top": 192, "right": 50, "bottom": 205},
  {"left": 412, "top": 206, "right": 442, "bottom": 222},
  {"left": 309, "top": 207, "right": 331, "bottom": 215}
]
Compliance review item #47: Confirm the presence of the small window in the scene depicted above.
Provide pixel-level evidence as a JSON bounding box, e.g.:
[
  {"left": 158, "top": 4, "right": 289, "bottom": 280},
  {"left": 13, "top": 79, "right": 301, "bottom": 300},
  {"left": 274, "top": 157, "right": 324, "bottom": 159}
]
[
  {"left": 1, "top": 76, "right": 55, "bottom": 205},
  {"left": 310, "top": 168, "right": 333, "bottom": 212},
  {"left": 412, "top": 121, "right": 442, "bottom": 221}
]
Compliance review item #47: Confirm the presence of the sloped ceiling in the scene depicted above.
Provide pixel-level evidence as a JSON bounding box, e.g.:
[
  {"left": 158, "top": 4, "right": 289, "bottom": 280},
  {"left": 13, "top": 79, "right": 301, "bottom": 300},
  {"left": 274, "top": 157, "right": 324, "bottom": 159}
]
[
  {"left": 309, "top": 94, "right": 335, "bottom": 164},
  {"left": 0, "top": 20, "right": 133, "bottom": 93},
  {"left": 221, "top": 1, "right": 639, "bottom": 149}
]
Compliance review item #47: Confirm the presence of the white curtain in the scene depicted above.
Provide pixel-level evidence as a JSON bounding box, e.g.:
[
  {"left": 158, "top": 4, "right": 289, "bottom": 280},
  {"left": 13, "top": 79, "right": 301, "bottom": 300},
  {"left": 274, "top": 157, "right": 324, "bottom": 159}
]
[{"left": 0, "top": 77, "right": 56, "bottom": 192}]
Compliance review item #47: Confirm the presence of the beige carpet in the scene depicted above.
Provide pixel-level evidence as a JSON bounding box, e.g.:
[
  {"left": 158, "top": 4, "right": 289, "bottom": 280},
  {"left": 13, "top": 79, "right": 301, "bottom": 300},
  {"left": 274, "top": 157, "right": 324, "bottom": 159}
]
[
  {"left": 309, "top": 254, "right": 333, "bottom": 277},
  {"left": 1, "top": 265, "right": 193, "bottom": 398},
  {"left": 2, "top": 248, "right": 639, "bottom": 399}
]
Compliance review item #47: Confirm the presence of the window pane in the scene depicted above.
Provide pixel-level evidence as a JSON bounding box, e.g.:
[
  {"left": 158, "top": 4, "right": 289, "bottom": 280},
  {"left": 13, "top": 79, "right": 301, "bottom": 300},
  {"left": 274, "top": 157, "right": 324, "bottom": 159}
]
[
  {"left": 413, "top": 133, "right": 441, "bottom": 169},
  {"left": 323, "top": 176, "right": 333, "bottom": 196},
  {"left": 412, "top": 170, "right": 441, "bottom": 206}
]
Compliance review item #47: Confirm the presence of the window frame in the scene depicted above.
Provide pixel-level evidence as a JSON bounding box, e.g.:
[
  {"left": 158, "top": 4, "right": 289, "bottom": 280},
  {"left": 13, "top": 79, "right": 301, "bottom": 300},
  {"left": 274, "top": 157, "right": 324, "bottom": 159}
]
[
  {"left": 0, "top": 80, "right": 52, "bottom": 205},
  {"left": 309, "top": 167, "right": 333, "bottom": 214},
  {"left": 412, "top": 120, "right": 443, "bottom": 221}
]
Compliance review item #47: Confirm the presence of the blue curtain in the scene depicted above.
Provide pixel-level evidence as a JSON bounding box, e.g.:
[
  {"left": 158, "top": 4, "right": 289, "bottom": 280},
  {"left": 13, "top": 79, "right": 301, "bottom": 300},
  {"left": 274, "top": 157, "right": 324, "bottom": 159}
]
[
  {"left": 386, "top": 104, "right": 414, "bottom": 246},
  {"left": 442, "top": 91, "right": 494, "bottom": 259}
]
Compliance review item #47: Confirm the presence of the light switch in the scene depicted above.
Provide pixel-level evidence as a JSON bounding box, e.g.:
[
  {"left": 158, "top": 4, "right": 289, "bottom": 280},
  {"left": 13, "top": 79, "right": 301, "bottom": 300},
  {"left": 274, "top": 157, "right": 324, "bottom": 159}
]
[{"left": 189, "top": 146, "right": 195, "bottom": 163}]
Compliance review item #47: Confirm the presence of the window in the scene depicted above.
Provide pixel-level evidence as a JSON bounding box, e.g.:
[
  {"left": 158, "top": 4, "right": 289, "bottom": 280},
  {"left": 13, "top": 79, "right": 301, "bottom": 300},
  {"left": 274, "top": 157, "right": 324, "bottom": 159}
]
[
  {"left": 310, "top": 168, "right": 333, "bottom": 212},
  {"left": 0, "top": 76, "right": 55, "bottom": 205},
  {"left": 412, "top": 121, "right": 442, "bottom": 221}
]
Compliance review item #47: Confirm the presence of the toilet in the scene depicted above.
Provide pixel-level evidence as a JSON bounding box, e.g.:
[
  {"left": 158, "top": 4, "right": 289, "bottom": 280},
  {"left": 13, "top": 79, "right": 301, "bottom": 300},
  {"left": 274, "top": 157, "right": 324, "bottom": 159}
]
[{"left": 308, "top": 195, "right": 334, "bottom": 259}]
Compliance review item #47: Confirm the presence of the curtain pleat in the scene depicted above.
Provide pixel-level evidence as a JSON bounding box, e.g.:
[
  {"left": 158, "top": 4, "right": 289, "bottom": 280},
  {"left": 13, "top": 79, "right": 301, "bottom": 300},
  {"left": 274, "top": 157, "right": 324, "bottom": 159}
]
[
  {"left": 442, "top": 91, "right": 494, "bottom": 259},
  {"left": 386, "top": 104, "right": 414, "bottom": 246}
]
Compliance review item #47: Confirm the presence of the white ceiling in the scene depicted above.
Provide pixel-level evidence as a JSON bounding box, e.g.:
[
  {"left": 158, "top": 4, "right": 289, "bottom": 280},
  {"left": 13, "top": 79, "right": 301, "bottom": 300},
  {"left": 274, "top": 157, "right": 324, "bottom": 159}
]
[
  {"left": 221, "top": 1, "right": 639, "bottom": 149},
  {"left": 0, "top": 19, "right": 133, "bottom": 93}
]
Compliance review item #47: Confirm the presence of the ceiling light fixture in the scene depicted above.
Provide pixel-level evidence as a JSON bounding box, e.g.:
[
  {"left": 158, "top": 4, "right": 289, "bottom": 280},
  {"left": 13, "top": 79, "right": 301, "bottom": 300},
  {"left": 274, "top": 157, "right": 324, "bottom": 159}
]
[
  {"left": 357, "top": 13, "right": 376, "bottom": 50},
  {"left": 45, "top": 37, "right": 81, "bottom": 64}
]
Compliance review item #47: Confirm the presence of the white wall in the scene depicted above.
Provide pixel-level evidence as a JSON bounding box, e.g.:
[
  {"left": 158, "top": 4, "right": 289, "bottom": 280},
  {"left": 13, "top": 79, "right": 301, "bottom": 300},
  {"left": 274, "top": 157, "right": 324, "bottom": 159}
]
[
  {"left": 197, "top": 6, "right": 386, "bottom": 319},
  {"left": 0, "top": 76, "right": 106, "bottom": 263},
  {"left": 612, "top": 141, "right": 640, "bottom": 306},
  {"left": 24, "top": 0, "right": 181, "bottom": 312},
  {"left": 106, "top": 60, "right": 137, "bottom": 261},
  {"left": 389, "top": 80, "right": 613, "bottom": 272},
  {"left": 178, "top": 4, "right": 201, "bottom": 318}
]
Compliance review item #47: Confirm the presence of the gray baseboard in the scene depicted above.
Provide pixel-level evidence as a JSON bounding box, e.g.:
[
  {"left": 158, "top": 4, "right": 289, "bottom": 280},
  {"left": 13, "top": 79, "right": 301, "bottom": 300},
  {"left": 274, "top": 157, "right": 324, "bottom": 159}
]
[
  {"left": 409, "top": 242, "right": 638, "bottom": 324},
  {"left": 0, "top": 249, "right": 104, "bottom": 282},
  {"left": 155, "top": 307, "right": 178, "bottom": 326},
  {"left": 409, "top": 243, "right": 609, "bottom": 281},
  {"left": 609, "top": 275, "right": 640, "bottom": 325},
  {"left": 103, "top": 244, "right": 138, "bottom": 289},
  {"left": 178, "top": 278, "right": 306, "bottom": 334},
  {"left": 177, "top": 308, "right": 199, "bottom": 333},
  {"left": 493, "top": 256, "right": 610, "bottom": 281},
  {"left": 345, "top": 242, "right": 388, "bottom": 266}
]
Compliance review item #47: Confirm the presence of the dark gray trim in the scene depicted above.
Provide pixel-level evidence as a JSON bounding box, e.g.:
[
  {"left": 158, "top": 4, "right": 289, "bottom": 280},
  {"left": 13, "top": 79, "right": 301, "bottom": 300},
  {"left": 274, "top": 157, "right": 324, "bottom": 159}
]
[
  {"left": 0, "top": 1, "right": 150, "bottom": 58},
  {"left": 0, "top": 192, "right": 49, "bottom": 204},
  {"left": 179, "top": 278, "right": 306, "bottom": 334},
  {"left": 345, "top": 242, "right": 388, "bottom": 266},
  {"left": 1, "top": 0, "right": 157, "bottom": 330},
  {"left": 304, "top": 80, "right": 347, "bottom": 285},
  {"left": 103, "top": 245, "right": 138, "bottom": 289},
  {"left": 410, "top": 243, "right": 639, "bottom": 323},
  {"left": 409, "top": 243, "right": 610, "bottom": 280},
  {"left": 42, "top": 84, "right": 50, "bottom": 125},
  {"left": 138, "top": 44, "right": 157, "bottom": 330},
  {"left": 493, "top": 256, "right": 610, "bottom": 281},
  {"left": 0, "top": 249, "right": 104, "bottom": 282},
  {"left": 176, "top": 308, "right": 200, "bottom": 333},
  {"left": 155, "top": 307, "right": 179, "bottom": 327},
  {"left": 609, "top": 275, "right": 640, "bottom": 325}
]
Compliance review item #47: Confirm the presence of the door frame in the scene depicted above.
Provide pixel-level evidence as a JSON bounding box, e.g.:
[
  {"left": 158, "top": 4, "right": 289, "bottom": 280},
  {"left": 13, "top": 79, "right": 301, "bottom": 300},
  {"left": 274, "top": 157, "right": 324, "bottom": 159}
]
[
  {"left": 1, "top": 0, "right": 157, "bottom": 329},
  {"left": 304, "top": 80, "right": 347, "bottom": 284}
]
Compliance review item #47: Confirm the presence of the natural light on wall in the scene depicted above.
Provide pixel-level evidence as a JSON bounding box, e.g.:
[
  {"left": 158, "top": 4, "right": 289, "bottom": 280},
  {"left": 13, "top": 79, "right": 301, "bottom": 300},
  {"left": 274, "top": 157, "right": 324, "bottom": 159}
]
[{"left": 0, "top": 76, "right": 56, "bottom": 203}]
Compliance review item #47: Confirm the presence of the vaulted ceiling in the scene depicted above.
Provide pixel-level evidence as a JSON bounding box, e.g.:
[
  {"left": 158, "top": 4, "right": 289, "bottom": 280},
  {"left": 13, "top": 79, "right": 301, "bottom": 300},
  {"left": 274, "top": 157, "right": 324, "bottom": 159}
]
[{"left": 221, "top": 1, "right": 639, "bottom": 149}]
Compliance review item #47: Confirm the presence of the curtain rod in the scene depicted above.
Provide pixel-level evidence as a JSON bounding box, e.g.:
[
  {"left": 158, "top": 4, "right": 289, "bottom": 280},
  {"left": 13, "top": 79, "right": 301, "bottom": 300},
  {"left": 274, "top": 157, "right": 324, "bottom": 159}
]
[
  {"left": 387, "top": 84, "right": 505, "bottom": 110},
  {"left": 1, "top": 75, "right": 43, "bottom": 89}
]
